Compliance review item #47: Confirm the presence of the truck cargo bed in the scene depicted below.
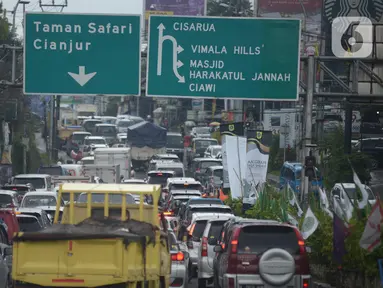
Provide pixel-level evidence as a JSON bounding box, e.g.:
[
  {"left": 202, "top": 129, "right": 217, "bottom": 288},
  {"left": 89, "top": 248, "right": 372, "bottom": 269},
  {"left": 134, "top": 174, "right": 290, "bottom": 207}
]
[{"left": 13, "top": 217, "right": 160, "bottom": 287}]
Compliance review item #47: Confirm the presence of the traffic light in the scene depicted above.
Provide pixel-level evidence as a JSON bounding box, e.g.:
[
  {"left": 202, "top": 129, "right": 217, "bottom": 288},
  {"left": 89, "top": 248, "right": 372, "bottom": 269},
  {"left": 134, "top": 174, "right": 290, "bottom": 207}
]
[{"left": 305, "top": 155, "right": 316, "bottom": 180}]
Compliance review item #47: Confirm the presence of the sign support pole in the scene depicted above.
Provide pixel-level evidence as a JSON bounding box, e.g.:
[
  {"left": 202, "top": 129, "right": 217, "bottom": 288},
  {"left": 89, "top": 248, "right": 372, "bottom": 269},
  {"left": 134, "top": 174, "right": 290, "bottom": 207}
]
[{"left": 300, "top": 55, "right": 314, "bottom": 204}]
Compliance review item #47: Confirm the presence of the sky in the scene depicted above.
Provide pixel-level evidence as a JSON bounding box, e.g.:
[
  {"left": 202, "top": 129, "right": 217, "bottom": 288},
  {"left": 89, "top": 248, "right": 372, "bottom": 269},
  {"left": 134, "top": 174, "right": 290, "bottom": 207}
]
[{"left": 2, "top": 0, "right": 144, "bottom": 37}]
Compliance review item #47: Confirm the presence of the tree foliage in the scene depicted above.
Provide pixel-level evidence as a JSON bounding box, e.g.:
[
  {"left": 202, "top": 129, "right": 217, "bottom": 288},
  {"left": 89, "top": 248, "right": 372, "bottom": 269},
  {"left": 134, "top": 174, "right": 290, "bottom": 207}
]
[
  {"left": 318, "top": 126, "right": 371, "bottom": 189},
  {"left": 0, "top": 2, "right": 11, "bottom": 42},
  {"left": 207, "top": 0, "right": 253, "bottom": 17}
]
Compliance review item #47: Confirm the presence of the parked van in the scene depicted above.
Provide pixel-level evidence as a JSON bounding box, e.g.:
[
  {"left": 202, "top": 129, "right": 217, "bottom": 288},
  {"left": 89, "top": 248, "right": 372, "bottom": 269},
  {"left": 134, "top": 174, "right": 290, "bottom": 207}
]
[
  {"left": 279, "top": 162, "right": 323, "bottom": 194},
  {"left": 12, "top": 174, "right": 52, "bottom": 192}
]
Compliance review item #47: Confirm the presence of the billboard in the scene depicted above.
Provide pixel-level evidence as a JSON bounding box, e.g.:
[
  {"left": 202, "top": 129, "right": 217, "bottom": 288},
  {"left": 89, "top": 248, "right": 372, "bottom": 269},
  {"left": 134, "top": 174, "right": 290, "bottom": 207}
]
[
  {"left": 146, "top": 0, "right": 206, "bottom": 16},
  {"left": 258, "top": 0, "right": 323, "bottom": 56}
]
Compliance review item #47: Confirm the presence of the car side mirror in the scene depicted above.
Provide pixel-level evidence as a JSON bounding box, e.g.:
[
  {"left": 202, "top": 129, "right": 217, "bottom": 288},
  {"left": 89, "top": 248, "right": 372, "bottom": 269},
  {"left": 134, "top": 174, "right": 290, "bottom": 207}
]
[{"left": 213, "top": 245, "right": 223, "bottom": 253}]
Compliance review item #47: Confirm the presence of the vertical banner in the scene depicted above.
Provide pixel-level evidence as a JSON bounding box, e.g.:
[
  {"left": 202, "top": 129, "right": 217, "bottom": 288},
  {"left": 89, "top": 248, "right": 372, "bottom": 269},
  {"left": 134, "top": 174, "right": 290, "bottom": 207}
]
[
  {"left": 225, "top": 135, "right": 247, "bottom": 199},
  {"left": 220, "top": 123, "right": 244, "bottom": 191},
  {"left": 244, "top": 130, "right": 272, "bottom": 200}
]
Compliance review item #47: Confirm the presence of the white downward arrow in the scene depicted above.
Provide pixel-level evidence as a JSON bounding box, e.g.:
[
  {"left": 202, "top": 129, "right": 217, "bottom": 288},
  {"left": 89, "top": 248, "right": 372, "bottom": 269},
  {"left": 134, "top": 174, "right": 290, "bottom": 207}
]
[{"left": 68, "top": 66, "right": 97, "bottom": 86}]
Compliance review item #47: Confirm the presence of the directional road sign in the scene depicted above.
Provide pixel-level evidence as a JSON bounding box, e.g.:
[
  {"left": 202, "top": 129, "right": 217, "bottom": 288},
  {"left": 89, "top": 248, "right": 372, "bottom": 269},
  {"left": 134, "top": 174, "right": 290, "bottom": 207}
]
[
  {"left": 24, "top": 12, "right": 141, "bottom": 96},
  {"left": 146, "top": 16, "right": 301, "bottom": 100}
]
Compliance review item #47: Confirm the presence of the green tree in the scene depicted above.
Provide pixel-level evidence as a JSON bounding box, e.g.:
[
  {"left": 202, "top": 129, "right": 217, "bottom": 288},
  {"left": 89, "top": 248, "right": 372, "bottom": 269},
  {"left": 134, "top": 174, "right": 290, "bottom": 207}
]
[
  {"left": 0, "top": 2, "right": 10, "bottom": 41},
  {"left": 207, "top": 0, "right": 253, "bottom": 17},
  {"left": 318, "top": 126, "right": 371, "bottom": 189}
]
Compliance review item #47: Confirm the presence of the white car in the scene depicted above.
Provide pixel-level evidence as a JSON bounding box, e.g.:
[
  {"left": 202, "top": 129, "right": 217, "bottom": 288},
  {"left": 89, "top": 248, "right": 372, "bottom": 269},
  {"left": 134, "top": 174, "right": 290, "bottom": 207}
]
[
  {"left": 168, "top": 230, "right": 189, "bottom": 288},
  {"left": 20, "top": 191, "right": 65, "bottom": 222},
  {"left": 204, "top": 145, "right": 222, "bottom": 158}
]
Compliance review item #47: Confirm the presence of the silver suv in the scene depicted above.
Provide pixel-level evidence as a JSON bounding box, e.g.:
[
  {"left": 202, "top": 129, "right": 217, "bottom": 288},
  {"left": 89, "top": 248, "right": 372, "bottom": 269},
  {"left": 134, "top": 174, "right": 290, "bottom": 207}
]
[{"left": 197, "top": 216, "right": 235, "bottom": 287}]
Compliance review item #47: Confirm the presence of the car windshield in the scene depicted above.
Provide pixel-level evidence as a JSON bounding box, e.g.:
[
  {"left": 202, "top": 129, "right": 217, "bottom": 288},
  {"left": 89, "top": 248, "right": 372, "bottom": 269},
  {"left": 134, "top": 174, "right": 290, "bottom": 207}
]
[
  {"left": 192, "top": 220, "right": 208, "bottom": 240},
  {"left": 147, "top": 173, "right": 173, "bottom": 185},
  {"left": 77, "top": 193, "right": 135, "bottom": 204},
  {"left": 213, "top": 169, "right": 223, "bottom": 178},
  {"left": 84, "top": 138, "right": 106, "bottom": 145},
  {"left": 167, "top": 135, "right": 183, "bottom": 148},
  {"left": 14, "top": 178, "right": 45, "bottom": 189},
  {"left": 84, "top": 121, "right": 102, "bottom": 129},
  {"left": 171, "top": 183, "right": 201, "bottom": 190},
  {"left": 0, "top": 194, "right": 12, "bottom": 207},
  {"left": 22, "top": 195, "right": 57, "bottom": 207},
  {"left": 118, "top": 120, "right": 134, "bottom": 127},
  {"left": 208, "top": 220, "right": 227, "bottom": 241},
  {"left": 344, "top": 187, "right": 375, "bottom": 200},
  {"left": 38, "top": 167, "right": 62, "bottom": 176},
  {"left": 211, "top": 147, "right": 221, "bottom": 156},
  {"left": 72, "top": 134, "right": 90, "bottom": 142},
  {"left": 195, "top": 127, "right": 210, "bottom": 134},
  {"left": 196, "top": 140, "right": 217, "bottom": 149},
  {"left": 191, "top": 207, "right": 231, "bottom": 214},
  {"left": 159, "top": 157, "right": 180, "bottom": 162},
  {"left": 201, "top": 161, "right": 221, "bottom": 169},
  {"left": 168, "top": 232, "right": 178, "bottom": 251},
  {"left": 188, "top": 198, "right": 223, "bottom": 205},
  {"left": 17, "top": 217, "right": 42, "bottom": 232},
  {"left": 97, "top": 126, "right": 116, "bottom": 135},
  {"left": 157, "top": 167, "right": 183, "bottom": 177},
  {"left": 237, "top": 225, "right": 300, "bottom": 255},
  {"left": 2, "top": 186, "right": 30, "bottom": 194}
]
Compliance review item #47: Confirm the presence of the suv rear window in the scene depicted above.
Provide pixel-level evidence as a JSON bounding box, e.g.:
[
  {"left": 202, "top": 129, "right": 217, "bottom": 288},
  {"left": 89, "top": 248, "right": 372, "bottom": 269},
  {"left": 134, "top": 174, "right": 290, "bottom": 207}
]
[
  {"left": 147, "top": 173, "right": 173, "bottom": 185},
  {"left": 237, "top": 225, "right": 300, "bottom": 255},
  {"left": 171, "top": 184, "right": 201, "bottom": 190},
  {"left": 191, "top": 207, "right": 232, "bottom": 214},
  {"left": 208, "top": 220, "right": 226, "bottom": 239},
  {"left": 192, "top": 220, "right": 208, "bottom": 240},
  {"left": 188, "top": 199, "right": 223, "bottom": 205},
  {"left": 200, "top": 161, "right": 220, "bottom": 169}
]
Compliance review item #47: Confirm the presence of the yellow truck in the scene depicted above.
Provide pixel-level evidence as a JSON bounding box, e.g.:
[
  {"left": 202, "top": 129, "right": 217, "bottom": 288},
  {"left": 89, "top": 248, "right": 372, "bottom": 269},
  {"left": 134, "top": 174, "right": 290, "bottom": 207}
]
[{"left": 12, "top": 183, "right": 171, "bottom": 288}]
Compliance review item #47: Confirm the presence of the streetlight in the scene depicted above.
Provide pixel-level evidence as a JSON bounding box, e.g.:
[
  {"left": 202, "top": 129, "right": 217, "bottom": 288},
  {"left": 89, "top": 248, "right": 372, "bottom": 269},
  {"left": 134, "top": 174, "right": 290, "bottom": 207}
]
[{"left": 11, "top": 0, "right": 30, "bottom": 83}]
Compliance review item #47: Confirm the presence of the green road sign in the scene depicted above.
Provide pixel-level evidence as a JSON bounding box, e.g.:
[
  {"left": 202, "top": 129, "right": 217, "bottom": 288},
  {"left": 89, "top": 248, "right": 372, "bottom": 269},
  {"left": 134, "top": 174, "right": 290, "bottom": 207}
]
[
  {"left": 24, "top": 12, "right": 141, "bottom": 96},
  {"left": 146, "top": 16, "right": 300, "bottom": 100}
]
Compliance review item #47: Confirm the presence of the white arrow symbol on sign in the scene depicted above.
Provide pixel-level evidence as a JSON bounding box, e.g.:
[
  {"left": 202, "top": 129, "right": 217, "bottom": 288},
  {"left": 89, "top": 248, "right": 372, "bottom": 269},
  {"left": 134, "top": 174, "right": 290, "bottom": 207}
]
[
  {"left": 156, "top": 23, "right": 185, "bottom": 83},
  {"left": 177, "top": 60, "right": 183, "bottom": 68},
  {"left": 68, "top": 66, "right": 97, "bottom": 86}
]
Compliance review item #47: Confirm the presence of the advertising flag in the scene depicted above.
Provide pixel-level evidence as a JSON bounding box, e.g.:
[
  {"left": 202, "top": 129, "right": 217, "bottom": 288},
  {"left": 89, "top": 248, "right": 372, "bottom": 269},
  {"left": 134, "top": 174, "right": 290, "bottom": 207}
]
[
  {"left": 220, "top": 123, "right": 244, "bottom": 191},
  {"left": 243, "top": 130, "right": 272, "bottom": 203}
]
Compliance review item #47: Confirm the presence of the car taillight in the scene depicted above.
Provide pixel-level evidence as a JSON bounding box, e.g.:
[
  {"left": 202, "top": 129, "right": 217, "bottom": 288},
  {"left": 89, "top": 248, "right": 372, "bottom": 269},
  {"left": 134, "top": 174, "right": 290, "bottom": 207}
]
[
  {"left": 303, "top": 279, "right": 309, "bottom": 288},
  {"left": 196, "top": 168, "right": 200, "bottom": 172},
  {"left": 201, "top": 236, "right": 208, "bottom": 257},
  {"left": 294, "top": 228, "right": 306, "bottom": 255},
  {"left": 171, "top": 252, "right": 184, "bottom": 262},
  {"left": 164, "top": 211, "right": 173, "bottom": 216},
  {"left": 230, "top": 228, "right": 240, "bottom": 254}
]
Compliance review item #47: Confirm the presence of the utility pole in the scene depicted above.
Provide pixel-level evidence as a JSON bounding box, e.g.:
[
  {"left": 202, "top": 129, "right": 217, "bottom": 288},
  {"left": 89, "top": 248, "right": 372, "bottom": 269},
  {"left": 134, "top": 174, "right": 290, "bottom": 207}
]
[
  {"left": 49, "top": 97, "right": 54, "bottom": 162},
  {"left": 344, "top": 61, "right": 358, "bottom": 156},
  {"left": 300, "top": 55, "right": 315, "bottom": 203}
]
